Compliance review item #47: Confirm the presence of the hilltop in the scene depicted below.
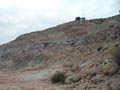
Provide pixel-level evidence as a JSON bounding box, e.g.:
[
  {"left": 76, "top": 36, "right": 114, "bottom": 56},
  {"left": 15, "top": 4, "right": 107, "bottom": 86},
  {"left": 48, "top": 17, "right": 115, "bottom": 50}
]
[{"left": 0, "top": 14, "right": 120, "bottom": 90}]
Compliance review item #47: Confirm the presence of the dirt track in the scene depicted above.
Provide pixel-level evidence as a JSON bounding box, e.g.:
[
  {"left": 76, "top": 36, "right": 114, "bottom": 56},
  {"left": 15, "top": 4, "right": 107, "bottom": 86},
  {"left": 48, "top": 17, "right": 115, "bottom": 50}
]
[
  {"left": 0, "top": 69, "right": 65, "bottom": 90},
  {"left": 0, "top": 63, "right": 66, "bottom": 90}
]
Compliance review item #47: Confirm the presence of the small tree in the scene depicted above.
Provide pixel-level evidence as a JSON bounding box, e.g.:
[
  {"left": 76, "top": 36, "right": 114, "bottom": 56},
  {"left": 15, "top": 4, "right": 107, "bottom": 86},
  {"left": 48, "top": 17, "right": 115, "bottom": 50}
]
[{"left": 75, "top": 17, "right": 80, "bottom": 21}]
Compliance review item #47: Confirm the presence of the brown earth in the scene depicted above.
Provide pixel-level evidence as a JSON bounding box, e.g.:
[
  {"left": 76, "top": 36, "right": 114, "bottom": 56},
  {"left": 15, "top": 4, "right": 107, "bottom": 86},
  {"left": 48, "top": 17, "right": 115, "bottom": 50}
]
[{"left": 0, "top": 14, "right": 120, "bottom": 90}]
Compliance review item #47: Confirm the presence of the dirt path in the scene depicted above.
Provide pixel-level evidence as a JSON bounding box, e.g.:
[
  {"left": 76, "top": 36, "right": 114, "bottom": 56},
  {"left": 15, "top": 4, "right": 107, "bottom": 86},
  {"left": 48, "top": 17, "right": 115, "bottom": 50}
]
[
  {"left": 0, "top": 64, "right": 65, "bottom": 90},
  {"left": 0, "top": 81, "right": 65, "bottom": 90},
  {"left": 0, "top": 69, "right": 65, "bottom": 90}
]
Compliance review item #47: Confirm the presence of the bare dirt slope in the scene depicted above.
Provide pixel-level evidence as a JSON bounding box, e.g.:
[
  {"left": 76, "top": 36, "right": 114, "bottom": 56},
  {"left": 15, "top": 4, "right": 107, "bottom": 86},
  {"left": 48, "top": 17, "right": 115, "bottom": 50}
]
[{"left": 0, "top": 14, "right": 120, "bottom": 90}]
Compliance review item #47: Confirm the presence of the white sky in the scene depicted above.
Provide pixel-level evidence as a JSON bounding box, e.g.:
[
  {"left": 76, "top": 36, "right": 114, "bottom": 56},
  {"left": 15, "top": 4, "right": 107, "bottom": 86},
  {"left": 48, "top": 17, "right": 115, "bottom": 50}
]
[{"left": 0, "top": 0, "right": 120, "bottom": 45}]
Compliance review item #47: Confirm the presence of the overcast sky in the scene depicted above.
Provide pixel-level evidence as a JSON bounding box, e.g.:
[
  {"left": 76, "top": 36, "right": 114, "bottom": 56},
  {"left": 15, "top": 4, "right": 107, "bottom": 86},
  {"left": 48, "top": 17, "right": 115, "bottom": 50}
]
[{"left": 0, "top": 0, "right": 119, "bottom": 45}]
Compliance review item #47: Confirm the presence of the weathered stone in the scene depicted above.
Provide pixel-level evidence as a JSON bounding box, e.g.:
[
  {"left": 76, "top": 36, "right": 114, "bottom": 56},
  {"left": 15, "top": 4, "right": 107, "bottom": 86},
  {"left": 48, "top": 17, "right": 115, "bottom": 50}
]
[
  {"left": 101, "top": 61, "right": 118, "bottom": 75},
  {"left": 100, "top": 83, "right": 108, "bottom": 90},
  {"left": 66, "top": 73, "right": 81, "bottom": 83},
  {"left": 71, "top": 65, "right": 79, "bottom": 72},
  {"left": 91, "top": 74, "right": 103, "bottom": 84},
  {"left": 65, "top": 77, "right": 72, "bottom": 84}
]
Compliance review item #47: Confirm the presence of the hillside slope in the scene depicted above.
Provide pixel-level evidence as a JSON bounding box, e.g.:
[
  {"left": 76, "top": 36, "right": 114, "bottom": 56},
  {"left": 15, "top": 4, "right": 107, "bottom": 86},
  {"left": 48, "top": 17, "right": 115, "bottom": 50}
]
[{"left": 0, "top": 14, "right": 120, "bottom": 90}]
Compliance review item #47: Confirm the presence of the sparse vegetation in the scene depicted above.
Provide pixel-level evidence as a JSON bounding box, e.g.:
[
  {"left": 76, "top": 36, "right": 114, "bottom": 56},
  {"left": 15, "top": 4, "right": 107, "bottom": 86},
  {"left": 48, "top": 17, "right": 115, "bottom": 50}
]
[
  {"left": 51, "top": 72, "right": 66, "bottom": 83},
  {"left": 13, "top": 54, "right": 47, "bottom": 69},
  {"left": 35, "top": 55, "right": 47, "bottom": 64},
  {"left": 90, "top": 18, "right": 106, "bottom": 24},
  {"left": 112, "top": 46, "right": 120, "bottom": 67}
]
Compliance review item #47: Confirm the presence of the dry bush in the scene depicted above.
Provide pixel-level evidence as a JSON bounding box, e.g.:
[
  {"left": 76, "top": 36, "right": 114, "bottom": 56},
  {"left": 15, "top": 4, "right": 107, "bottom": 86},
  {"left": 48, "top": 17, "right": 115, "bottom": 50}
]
[
  {"left": 51, "top": 72, "right": 66, "bottom": 83},
  {"left": 112, "top": 46, "right": 120, "bottom": 67}
]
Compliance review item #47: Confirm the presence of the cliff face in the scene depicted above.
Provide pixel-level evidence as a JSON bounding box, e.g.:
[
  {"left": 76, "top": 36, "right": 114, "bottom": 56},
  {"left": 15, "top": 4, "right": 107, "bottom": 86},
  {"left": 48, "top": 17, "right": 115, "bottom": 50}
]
[{"left": 0, "top": 15, "right": 120, "bottom": 70}]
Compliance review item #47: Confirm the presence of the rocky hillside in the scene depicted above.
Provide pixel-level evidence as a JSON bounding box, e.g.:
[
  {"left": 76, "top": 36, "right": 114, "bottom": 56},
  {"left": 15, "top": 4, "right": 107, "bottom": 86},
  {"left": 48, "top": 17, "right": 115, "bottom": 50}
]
[{"left": 0, "top": 14, "right": 120, "bottom": 90}]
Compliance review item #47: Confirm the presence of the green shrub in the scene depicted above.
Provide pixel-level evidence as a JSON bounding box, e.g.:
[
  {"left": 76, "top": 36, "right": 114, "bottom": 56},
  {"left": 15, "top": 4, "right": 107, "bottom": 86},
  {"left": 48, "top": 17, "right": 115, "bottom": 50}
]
[
  {"left": 75, "top": 17, "right": 80, "bottom": 21},
  {"left": 51, "top": 72, "right": 66, "bottom": 83}
]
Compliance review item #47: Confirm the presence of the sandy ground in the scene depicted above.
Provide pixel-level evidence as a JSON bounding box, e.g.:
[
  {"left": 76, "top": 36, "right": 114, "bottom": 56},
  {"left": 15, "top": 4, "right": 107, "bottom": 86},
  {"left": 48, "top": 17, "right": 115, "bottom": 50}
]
[
  {"left": 0, "top": 64, "right": 66, "bottom": 90},
  {"left": 0, "top": 81, "right": 65, "bottom": 90},
  {"left": 0, "top": 71, "right": 65, "bottom": 90}
]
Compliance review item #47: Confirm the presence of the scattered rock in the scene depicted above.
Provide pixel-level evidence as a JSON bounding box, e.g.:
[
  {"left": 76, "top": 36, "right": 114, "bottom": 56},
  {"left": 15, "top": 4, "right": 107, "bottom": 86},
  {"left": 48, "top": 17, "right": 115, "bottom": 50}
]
[
  {"left": 70, "top": 65, "right": 79, "bottom": 72},
  {"left": 101, "top": 59, "right": 118, "bottom": 75},
  {"left": 63, "top": 63, "right": 73, "bottom": 68},
  {"left": 65, "top": 73, "right": 81, "bottom": 84},
  {"left": 65, "top": 77, "right": 72, "bottom": 84},
  {"left": 100, "top": 83, "right": 108, "bottom": 90},
  {"left": 91, "top": 74, "right": 103, "bottom": 84}
]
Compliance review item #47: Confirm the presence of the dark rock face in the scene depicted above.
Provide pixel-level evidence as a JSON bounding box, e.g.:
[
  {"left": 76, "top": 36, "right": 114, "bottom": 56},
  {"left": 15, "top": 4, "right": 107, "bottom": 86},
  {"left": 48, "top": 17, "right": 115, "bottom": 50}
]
[{"left": 0, "top": 14, "right": 120, "bottom": 70}]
